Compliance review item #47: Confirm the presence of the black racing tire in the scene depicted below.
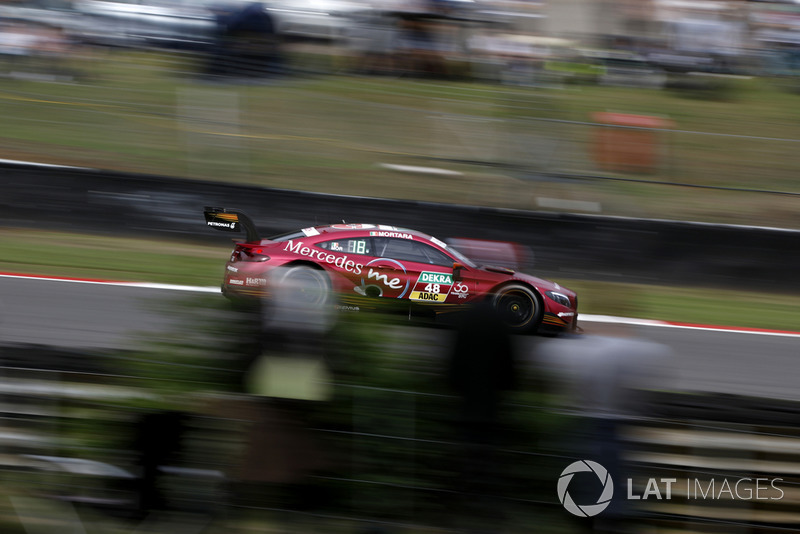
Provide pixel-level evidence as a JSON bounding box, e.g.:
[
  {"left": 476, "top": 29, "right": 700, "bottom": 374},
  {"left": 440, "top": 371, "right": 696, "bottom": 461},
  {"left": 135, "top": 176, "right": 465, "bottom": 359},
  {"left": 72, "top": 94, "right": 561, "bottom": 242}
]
[
  {"left": 275, "top": 265, "right": 331, "bottom": 307},
  {"left": 491, "top": 284, "right": 543, "bottom": 334}
]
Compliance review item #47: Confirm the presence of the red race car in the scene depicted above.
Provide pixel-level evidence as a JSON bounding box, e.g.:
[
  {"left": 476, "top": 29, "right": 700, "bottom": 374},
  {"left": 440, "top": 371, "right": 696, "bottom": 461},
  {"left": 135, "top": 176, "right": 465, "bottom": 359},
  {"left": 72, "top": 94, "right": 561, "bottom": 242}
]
[{"left": 204, "top": 207, "right": 578, "bottom": 334}]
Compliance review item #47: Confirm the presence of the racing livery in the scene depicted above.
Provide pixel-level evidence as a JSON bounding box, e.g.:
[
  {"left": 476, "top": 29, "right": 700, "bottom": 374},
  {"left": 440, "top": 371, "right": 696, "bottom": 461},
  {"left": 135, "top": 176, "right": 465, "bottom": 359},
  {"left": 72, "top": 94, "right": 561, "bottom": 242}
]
[{"left": 204, "top": 207, "right": 578, "bottom": 334}]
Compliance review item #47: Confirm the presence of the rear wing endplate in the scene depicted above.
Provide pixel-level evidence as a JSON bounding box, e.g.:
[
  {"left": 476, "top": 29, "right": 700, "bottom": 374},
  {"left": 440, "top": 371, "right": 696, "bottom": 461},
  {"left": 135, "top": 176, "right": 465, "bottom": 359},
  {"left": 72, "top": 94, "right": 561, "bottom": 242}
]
[{"left": 203, "top": 207, "right": 260, "bottom": 242}]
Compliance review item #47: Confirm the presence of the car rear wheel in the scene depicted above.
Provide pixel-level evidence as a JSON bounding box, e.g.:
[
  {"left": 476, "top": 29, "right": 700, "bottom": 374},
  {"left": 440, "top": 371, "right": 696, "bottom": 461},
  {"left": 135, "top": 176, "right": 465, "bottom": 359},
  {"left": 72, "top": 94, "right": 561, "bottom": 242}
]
[
  {"left": 492, "top": 284, "right": 542, "bottom": 333},
  {"left": 275, "top": 265, "right": 331, "bottom": 307}
]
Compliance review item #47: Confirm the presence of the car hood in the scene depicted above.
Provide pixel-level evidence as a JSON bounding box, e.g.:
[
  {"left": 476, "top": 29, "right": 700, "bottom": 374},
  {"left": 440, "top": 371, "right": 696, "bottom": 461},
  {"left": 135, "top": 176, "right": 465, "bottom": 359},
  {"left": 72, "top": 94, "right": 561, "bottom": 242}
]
[
  {"left": 477, "top": 264, "right": 574, "bottom": 296},
  {"left": 482, "top": 265, "right": 516, "bottom": 275},
  {"left": 510, "top": 271, "right": 576, "bottom": 297}
]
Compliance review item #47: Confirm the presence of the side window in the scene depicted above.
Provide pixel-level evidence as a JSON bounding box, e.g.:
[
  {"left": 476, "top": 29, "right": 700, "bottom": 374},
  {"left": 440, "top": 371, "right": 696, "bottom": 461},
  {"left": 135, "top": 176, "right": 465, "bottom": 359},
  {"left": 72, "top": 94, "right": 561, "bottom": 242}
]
[
  {"left": 418, "top": 243, "right": 453, "bottom": 267},
  {"left": 373, "top": 238, "right": 452, "bottom": 266},
  {"left": 317, "top": 238, "right": 372, "bottom": 255}
]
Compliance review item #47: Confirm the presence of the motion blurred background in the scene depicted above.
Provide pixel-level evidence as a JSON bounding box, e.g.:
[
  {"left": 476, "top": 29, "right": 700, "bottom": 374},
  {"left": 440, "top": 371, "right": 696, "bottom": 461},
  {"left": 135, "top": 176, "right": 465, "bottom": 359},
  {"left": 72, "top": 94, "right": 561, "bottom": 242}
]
[
  {"left": 0, "top": 0, "right": 798, "bottom": 225},
  {"left": 0, "top": 0, "right": 799, "bottom": 532}
]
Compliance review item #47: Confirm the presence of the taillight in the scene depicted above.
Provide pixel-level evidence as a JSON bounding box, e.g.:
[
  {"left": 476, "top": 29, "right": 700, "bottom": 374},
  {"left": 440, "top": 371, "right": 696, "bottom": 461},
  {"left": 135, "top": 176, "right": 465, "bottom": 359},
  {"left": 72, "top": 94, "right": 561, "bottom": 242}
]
[{"left": 231, "top": 244, "right": 270, "bottom": 262}]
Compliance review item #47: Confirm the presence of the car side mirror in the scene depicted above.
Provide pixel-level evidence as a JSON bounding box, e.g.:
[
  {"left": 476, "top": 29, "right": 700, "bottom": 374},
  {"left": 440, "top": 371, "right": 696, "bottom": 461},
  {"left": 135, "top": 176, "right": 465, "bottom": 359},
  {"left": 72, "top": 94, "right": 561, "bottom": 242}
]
[{"left": 452, "top": 262, "right": 464, "bottom": 282}]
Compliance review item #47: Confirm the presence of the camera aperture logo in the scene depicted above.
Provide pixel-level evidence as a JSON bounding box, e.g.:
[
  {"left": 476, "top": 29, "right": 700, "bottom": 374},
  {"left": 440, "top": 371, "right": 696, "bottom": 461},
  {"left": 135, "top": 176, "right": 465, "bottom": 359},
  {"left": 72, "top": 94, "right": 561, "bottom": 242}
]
[{"left": 557, "top": 460, "right": 614, "bottom": 517}]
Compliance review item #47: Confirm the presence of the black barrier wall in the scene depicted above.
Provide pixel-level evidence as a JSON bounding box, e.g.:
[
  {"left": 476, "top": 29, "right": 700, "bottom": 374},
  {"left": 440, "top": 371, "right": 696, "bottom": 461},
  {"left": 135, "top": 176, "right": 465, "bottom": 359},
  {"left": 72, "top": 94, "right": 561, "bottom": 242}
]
[{"left": 1, "top": 162, "right": 798, "bottom": 291}]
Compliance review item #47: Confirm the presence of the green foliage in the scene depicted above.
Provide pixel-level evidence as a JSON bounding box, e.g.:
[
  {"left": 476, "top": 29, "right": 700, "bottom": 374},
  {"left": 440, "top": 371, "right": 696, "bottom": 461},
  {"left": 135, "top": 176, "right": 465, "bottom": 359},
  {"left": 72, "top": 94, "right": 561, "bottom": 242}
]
[
  {"left": 307, "top": 312, "right": 573, "bottom": 529},
  {"left": 118, "top": 294, "right": 257, "bottom": 401}
]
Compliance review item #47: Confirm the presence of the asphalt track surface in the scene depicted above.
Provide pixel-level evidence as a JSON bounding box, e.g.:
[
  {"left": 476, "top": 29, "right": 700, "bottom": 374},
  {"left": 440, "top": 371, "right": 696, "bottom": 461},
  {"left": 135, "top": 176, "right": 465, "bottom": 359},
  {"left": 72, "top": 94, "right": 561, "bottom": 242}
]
[{"left": 1, "top": 274, "right": 799, "bottom": 402}]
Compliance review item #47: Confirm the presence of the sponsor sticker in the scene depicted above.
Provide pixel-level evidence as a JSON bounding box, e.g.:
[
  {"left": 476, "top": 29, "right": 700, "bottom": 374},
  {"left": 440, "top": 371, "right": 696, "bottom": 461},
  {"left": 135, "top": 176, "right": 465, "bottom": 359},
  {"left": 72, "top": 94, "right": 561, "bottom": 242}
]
[
  {"left": 410, "top": 271, "right": 453, "bottom": 303},
  {"left": 355, "top": 258, "right": 409, "bottom": 298},
  {"left": 229, "top": 279, "right": 244, "bottom": 285},
  {"left": 451, "top": 282, "right": 469, "bottom": 299},
  {"left": 370, "top": 231, "right": 413, "bottom": 240},
  {"left": 419, "top": 272, "right": 453, "bottom": 285},
  {"left": 207, "top": 221, "right": 237, "bottom": 229},
  {"left": 205, "top": 211, "right": 240, "bottom": 230},
  {"left": 365, "top": 268, "right": 403, "bottom": 289},
  {"left": 409, "top": 291, "right": 446, "bottom": 302},
  {"left": 284, "top": 240, "right": 364, "bottom": 275},
  {"left": 331, "top": 224, "right": 375, "bottom": 229},
  {"left": 302, "top": 227, "right": 320, "bottom": 237}
]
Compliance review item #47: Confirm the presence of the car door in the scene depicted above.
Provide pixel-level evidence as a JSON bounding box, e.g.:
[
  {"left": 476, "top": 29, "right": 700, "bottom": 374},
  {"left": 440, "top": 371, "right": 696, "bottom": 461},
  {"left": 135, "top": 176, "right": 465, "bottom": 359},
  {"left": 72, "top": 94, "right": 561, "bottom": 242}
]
[{"left": 371, "top": 237, "right": 456, "bottom": 304}]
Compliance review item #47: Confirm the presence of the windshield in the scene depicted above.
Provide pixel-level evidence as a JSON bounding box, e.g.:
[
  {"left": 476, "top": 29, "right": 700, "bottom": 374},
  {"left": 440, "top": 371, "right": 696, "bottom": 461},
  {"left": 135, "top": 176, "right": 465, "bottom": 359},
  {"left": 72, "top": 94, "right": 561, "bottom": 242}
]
[{"left": 445, "top": 243, "right": 478, "bottom": 268}]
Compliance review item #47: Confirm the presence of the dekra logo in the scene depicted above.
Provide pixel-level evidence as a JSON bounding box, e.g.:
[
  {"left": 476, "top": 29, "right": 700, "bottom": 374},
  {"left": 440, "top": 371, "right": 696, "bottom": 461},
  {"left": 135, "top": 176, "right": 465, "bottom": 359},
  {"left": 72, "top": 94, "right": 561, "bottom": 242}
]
[{"left": 419, "top": 272, "right": 452, "bottom": 285}]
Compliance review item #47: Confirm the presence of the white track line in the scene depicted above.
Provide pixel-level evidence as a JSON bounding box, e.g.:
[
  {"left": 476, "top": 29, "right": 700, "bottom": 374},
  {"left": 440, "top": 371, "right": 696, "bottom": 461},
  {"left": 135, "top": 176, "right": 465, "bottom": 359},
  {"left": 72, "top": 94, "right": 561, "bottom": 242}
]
[
  {"left": 580, "top": 314, "right": 800, "bottom": 338},
  {"left": 0, "top": 158, "right": 89, "bottom": 170},
  {"left": 0, "top": 272, "right": 220, "bottom": 293}
]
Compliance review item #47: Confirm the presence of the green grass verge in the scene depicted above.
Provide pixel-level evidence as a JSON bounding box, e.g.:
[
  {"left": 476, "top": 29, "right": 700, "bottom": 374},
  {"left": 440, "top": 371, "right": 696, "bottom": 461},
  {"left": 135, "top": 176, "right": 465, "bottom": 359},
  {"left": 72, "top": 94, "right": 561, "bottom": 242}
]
[
  {"left": 2, "top": 228, "right": 797, "bottom": 331},
  {"left": 0, "top": 228, "right": 229, "bottom": 287}
]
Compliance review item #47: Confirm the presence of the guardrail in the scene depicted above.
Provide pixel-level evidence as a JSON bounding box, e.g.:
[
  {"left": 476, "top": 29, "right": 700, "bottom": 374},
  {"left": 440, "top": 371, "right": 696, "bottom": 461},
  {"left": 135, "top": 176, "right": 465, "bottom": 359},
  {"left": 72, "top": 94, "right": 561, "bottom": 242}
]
[{"left": 1, "top": 161, "right": 798, "bottom": 291}]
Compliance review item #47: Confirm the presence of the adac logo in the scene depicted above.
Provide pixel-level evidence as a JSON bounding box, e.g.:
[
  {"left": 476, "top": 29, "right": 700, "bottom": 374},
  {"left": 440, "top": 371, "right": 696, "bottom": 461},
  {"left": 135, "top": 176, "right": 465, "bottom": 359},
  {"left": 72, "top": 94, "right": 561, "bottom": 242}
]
[{"left": 558, "top": 460, "right": 614, "bottom": 517}]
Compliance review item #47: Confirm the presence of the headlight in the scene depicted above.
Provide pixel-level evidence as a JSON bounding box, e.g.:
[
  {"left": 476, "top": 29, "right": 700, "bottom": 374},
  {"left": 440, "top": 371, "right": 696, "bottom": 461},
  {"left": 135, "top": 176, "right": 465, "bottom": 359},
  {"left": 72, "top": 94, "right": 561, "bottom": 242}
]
[{"left": 545, "top": 291, "right": 571, "bottom": 307}]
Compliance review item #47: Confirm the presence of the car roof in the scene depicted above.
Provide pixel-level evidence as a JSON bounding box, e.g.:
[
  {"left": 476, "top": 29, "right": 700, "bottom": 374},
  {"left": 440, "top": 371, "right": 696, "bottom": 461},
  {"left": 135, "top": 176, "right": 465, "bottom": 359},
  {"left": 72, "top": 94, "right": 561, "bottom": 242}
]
[
  {"left": 267, "top": 224, "right": 451, "bottom": 250},
  {"left": 307, "top": 224, "right": 433, "bottom": 240}
]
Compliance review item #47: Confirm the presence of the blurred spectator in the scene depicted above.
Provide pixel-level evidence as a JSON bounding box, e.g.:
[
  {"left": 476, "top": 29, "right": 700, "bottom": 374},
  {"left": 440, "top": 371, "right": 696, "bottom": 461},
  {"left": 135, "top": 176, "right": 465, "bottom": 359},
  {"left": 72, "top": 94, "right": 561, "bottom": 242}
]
[
  {"left": 206, "top": 2, "right": 282, "bottom": 79},
  {"left": 0, "top": 22, "right": 37, "bottom": 72},
  {"left": 232, "top": 266, "right": 333, "bottom": 509},
  {"left": 446, "top": 300, "right": 517, "bottom": 527},
  {"left": 539, "top": 332, "right": 673, "bottom": 532},
  {"left": 131, "top": 410, "right": 188, "bottom": 518},
  {"left": 346, "top": 9, "right": 398, "bottom": 75},
  {"left": 0, "top": 20, "right": 76, "bottom": 81},
  {"left": 395, "top": 15, "right": 445, "bottom": 77}
]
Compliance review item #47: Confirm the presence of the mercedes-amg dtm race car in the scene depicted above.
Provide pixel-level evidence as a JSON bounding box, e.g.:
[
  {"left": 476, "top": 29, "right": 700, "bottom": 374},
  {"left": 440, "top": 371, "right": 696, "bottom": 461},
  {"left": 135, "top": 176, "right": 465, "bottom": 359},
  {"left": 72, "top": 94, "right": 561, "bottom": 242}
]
[{"left": 204, "top": 207, "right": 578, "bottom": 334}]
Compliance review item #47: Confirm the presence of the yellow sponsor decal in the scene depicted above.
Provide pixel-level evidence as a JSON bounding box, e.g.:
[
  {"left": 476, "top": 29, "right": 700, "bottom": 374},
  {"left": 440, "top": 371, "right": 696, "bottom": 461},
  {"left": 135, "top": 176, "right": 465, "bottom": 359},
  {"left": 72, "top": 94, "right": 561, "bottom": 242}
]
[
  {"left": 216, "top": 213, "right": 240, "bottom": 222},
  {"left": 410, "top": 291, "right": 446, "bottom": 302}
]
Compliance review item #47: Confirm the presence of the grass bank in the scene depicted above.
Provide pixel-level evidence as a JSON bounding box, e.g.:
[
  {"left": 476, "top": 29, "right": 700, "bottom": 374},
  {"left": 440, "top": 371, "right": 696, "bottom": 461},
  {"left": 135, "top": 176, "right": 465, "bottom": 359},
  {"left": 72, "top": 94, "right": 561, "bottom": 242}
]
[{"left": 1, "top": 49, "right": 799, "bottom": 228}]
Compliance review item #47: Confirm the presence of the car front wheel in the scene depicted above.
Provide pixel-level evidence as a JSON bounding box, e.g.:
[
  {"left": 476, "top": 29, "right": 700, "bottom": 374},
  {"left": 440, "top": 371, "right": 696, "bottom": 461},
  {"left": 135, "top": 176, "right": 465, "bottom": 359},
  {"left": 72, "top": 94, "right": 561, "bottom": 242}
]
[{"left": 492, "top": 284, "right": 542, "bottom": 333}]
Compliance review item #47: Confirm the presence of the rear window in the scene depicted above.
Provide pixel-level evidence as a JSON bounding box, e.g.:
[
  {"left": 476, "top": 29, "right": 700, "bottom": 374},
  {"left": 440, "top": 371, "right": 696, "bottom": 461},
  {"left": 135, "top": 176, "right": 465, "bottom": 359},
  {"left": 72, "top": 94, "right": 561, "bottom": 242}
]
[
  {"left": 267, "top": 230, "right": 306, "bottom": 242},
  {"left": 317, "top": 238, "right": 372, "bottom": 255}
]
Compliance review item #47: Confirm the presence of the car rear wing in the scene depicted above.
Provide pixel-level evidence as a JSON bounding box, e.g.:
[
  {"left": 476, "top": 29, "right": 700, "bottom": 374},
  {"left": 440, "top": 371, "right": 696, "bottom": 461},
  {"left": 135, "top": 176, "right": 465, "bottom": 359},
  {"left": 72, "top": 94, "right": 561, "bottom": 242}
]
[{"left": 203, "top": 207, "right": 260, "bottom": 242}]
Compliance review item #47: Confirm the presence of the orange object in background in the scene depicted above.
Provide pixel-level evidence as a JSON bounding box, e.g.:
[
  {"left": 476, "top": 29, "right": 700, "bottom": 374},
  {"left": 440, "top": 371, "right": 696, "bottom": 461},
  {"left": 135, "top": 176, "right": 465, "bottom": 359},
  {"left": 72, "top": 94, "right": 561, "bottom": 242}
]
[{"left": 591, "top": 112, "right": 673, "bottom": 174}]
